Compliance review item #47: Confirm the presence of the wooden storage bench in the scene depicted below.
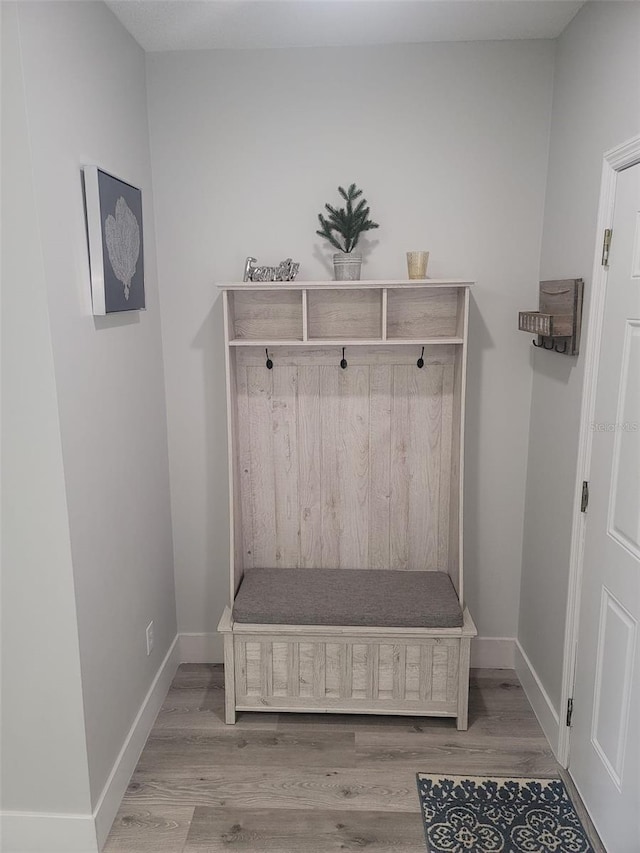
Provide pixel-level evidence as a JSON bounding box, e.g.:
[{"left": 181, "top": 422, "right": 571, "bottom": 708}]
[
  {"left": 219, "top": 567, "right": 476, "bottom": 728},
  {"left": 217, "top": 280, "right": 476, "bottom": 729}
]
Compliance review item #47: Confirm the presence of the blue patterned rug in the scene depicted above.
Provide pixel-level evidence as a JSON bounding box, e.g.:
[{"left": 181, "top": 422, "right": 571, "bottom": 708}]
[{"left": 417, "top": 775, "right": 594, "bottom": 853}]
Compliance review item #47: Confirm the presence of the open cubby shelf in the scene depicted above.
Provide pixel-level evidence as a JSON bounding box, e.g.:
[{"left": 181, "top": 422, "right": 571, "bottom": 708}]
[{"left": 221, "top": 280, "right": 472, "bottom": 345}]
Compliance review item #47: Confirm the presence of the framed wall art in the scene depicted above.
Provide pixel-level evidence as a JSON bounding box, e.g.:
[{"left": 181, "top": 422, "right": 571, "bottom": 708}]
[{"left": 83, "top": 166, "right": 145, "bottom": 315}]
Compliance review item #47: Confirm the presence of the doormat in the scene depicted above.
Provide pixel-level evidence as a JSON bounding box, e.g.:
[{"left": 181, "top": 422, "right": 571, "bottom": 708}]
[{"left": 416, "top": 774, "right": 594, "bottom": 852}]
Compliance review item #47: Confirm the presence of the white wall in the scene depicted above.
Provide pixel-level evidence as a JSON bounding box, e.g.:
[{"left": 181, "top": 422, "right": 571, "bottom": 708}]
[
  {"left": 146, "top": 40, "right": 556, "bottom": 654},
  {"left": 1, "top": 1, "right": 93, "bottom": 830},
  {"left": 7, "top": 0, "right": 177, "bottom": 815},
  {"left": 519, "top": 1, "right": 640, "bottom": 714}
]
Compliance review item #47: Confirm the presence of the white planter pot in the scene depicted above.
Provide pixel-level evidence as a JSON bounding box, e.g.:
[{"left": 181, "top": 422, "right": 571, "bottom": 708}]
[{"left": 333, "top": 252, "right": 362, "bottom": 281}]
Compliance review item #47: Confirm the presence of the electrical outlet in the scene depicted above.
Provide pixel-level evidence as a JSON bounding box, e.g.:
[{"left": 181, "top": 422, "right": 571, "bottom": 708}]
[{"left": 146, "top": 621, "right": 154, "bottom": 656}]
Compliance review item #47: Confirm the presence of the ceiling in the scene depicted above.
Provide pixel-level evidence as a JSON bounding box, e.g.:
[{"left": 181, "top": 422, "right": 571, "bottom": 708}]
[{"left": 106, "top": 0, "right": 585, "bottom": 52}]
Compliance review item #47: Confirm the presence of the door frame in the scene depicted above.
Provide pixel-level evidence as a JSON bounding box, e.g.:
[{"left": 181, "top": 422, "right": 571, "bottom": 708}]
[{"left": 559, "top": 133, "right": 640, "bottom": 767}]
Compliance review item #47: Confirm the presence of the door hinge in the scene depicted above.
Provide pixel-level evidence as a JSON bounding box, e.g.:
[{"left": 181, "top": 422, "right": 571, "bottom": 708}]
[
  {"left": 580, "top": 480, "right": 589, "bottom": 513},
  {"left": 602, "top": 228, "right": 612, "bottom": 266},
  {"left": 566, "top": 697, "right": 574, "bottom": 727}
]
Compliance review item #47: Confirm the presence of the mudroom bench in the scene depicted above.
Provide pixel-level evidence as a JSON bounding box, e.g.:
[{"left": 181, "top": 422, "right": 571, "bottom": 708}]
[
  {"left": 219, "top": 566, "right": 476, "bottom": 727},
  {"left": 216, "top": 280, "right": 476, "bottom": 729}
]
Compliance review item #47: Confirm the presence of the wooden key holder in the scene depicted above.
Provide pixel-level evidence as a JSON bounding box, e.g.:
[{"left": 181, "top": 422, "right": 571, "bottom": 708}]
[{"left": 519, "top": 279, "right": 584, "bottom": 355}]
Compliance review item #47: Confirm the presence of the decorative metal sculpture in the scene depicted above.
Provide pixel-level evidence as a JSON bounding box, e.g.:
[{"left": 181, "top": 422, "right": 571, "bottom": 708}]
[{"left": 243, "top": 256, "right": 300, "bottom": 282}]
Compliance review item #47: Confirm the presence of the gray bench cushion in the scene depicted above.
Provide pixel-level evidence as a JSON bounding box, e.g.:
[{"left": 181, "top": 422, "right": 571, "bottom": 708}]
[{"left": 232, "top": 568, "right": 463, "bottom": 629}]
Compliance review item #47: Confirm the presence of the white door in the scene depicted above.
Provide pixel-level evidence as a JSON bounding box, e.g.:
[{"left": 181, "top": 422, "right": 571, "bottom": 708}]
[{"left": 570, "top": 162, "right": 640, "bottom": 852}]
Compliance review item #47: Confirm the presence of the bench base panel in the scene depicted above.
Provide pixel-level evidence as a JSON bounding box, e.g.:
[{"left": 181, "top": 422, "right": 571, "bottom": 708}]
[{"left": 219, "top": 608, "right": 475, "bottom": 730}]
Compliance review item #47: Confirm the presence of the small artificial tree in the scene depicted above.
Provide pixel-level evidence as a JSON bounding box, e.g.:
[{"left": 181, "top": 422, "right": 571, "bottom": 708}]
[{"left": 316, "top": 183, "right": 379, "bottom": 254}]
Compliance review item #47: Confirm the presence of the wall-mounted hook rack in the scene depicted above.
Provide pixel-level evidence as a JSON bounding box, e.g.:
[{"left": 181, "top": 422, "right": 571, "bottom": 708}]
[{"left": 519, "top": 279, "right": 584, "bottom": 356}]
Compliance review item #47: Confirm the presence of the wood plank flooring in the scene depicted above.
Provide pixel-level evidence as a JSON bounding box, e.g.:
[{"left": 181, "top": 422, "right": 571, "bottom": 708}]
[{"left": 104, "top": 666, "right": 605, "bottom": 853}]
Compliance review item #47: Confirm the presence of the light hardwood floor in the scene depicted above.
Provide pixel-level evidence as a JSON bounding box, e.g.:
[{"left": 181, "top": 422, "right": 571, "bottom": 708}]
[{"left": 104, "top": 666, "right": 605, "bottom": 852}]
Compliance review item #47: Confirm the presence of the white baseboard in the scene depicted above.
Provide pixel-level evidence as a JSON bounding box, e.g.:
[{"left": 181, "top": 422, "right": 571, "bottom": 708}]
[
  {"left": 0, "top": 811, "right": 98, "bottom": 853},
  {"left": 93, "top": 634, "right": 179, "bottom": 848},
  {"left": 515, "top": 639, "right": 560, "bottom": 757},
  {"left": 0, "top": 631, "right": 545, "bottom": 852},
  {"left": 471, "top": 636, "right": 515, "bottom": 669},
  {"left": 1, "top": 636, "right": 180, "bottom": 853},
  {"left": 179, "top": 632, "right": 223, "bottom": 663}
]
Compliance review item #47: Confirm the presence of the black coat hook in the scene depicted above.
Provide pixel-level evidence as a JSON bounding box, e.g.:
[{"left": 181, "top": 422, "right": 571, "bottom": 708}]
[
  {"left": 555, "top": 340, "right": 568, "bottom": 354},
  {"left": 340, "top": 347, "right": 348, "bottom": 369},
  {"left": 417, "top": 346, "right": 425, "bottom": 369},
  {"left": 532, "top": 338, "right": 544, "bottom": 348},
  {"left": 544, "top": 339, "right": 555, "bottom": 350},
  {"left": 265, "top": 348, "right": 273, "bottom": 369}
]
